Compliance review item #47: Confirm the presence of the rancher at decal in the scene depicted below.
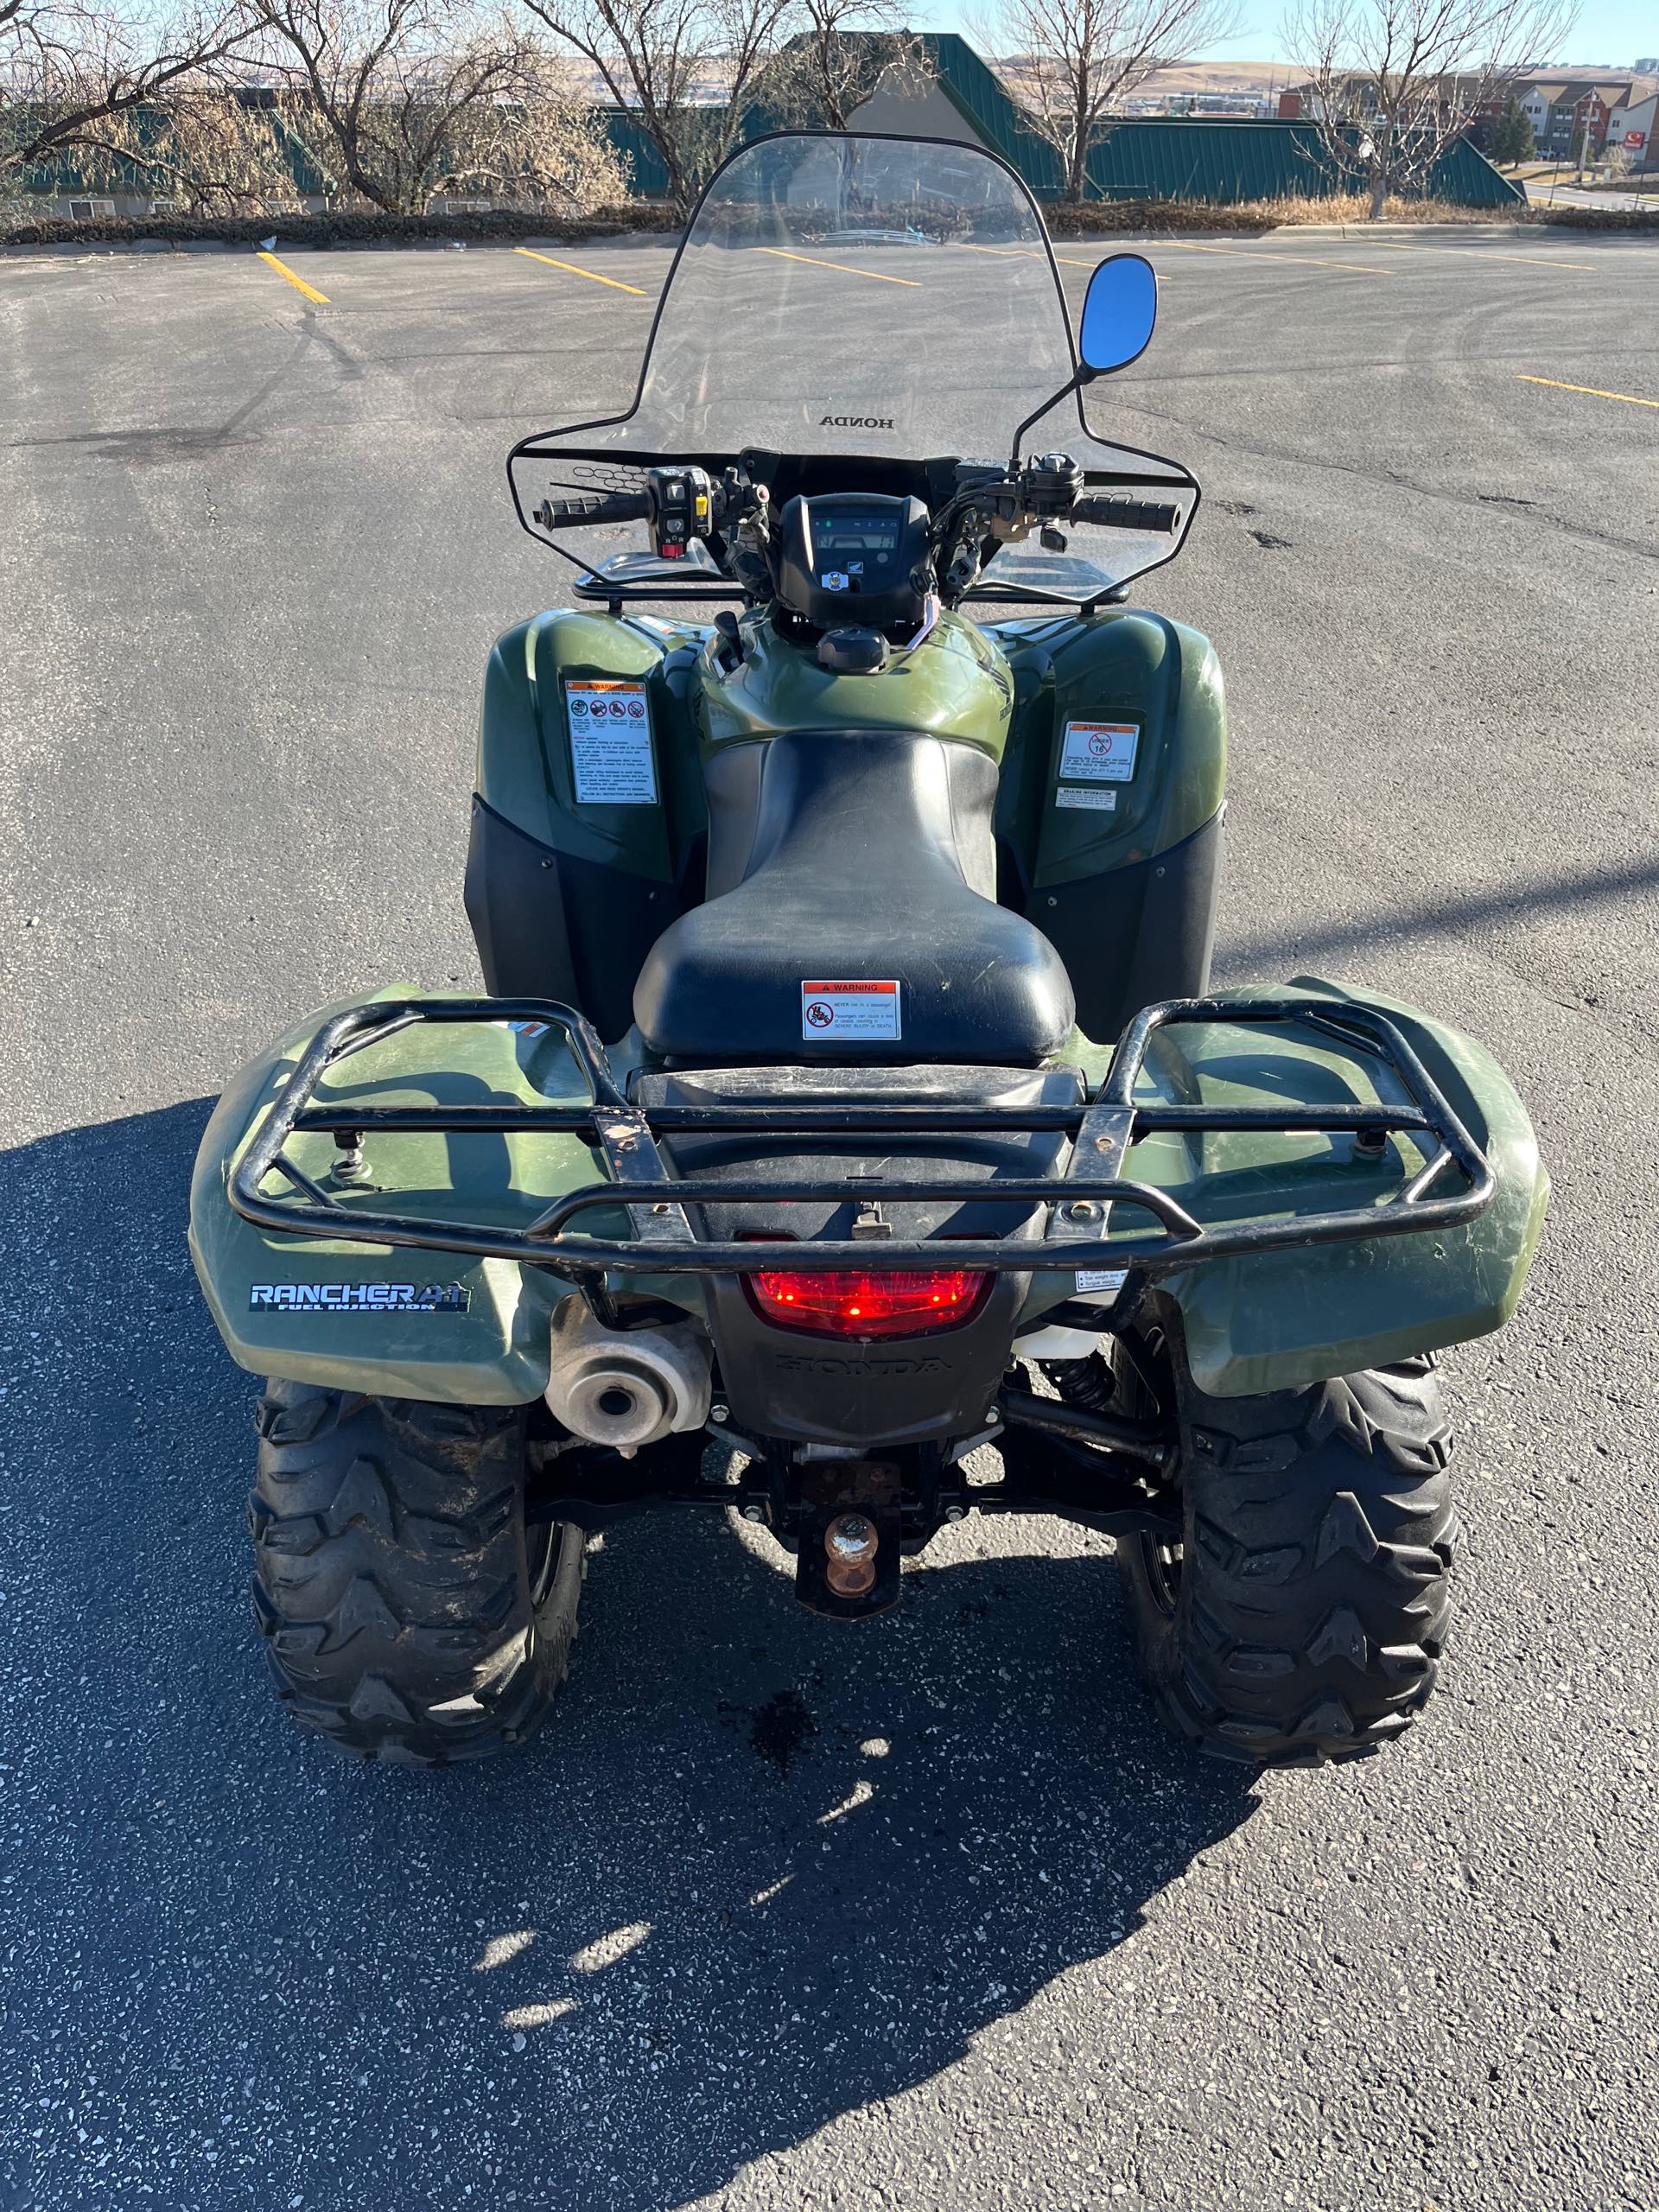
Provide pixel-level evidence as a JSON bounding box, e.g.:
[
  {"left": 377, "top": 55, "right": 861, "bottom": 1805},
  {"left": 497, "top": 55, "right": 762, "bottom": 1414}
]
[{"left": 249, "top": 1282, "right": 470, "bottom": 1313}]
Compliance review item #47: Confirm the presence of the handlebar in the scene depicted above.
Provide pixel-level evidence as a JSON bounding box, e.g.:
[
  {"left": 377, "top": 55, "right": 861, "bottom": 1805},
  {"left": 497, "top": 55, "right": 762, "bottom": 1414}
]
[
  {"left": 1071, "top": 494, "right": 1181, "bottom": 533},
  {"left": 533, "top": 489, "right": 653, "bottom": 530}
]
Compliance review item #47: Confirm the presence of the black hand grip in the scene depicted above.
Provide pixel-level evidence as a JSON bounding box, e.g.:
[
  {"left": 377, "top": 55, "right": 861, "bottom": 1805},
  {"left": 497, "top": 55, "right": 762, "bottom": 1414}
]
[
  {"left": 535, "top": 488, "right": 652, "bottom": 529},
  {"left": 1071, "top": 494, "right": 1181, "bottom": 533}
]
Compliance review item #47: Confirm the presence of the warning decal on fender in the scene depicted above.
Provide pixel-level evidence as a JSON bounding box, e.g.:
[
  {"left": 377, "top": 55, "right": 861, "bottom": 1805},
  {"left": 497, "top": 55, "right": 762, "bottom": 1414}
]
[
  {"left": 567, "top": 679, "right": 657, "bottom": 805},
  {"left": 1059, "top": 720, "right": 1139, "bottom": 783},
  {"left": 1055, "top": 786, "right": 1116, "bottom": 811},
  {"left": 801, "top": 979, "right": 901, "bottom": 1041}
]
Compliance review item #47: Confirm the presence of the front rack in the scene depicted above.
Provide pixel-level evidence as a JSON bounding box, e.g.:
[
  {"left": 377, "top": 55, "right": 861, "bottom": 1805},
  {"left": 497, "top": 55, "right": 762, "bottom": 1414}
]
[{"left": 228, "top": 995, "right": 1495, "bottom": 1282}]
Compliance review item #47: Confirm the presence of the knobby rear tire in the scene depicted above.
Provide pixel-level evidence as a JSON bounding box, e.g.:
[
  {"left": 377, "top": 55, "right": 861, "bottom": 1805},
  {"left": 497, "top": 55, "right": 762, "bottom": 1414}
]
[
  {"left": 1117, "top": 1352, "right": 1456, "bottom": 1766},
  {"left": 249, "top": 1382, "right": 583, "bottom": 1765}
]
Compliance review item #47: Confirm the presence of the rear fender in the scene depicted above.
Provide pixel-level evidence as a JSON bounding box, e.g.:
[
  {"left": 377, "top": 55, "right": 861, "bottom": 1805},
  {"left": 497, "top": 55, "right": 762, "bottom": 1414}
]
[
  {"left": 1076, "top": 976, "right": 1548, "bottom": 1397},
  {"left": 188, "top": 989, "right": 601, "bottom": 1403}
]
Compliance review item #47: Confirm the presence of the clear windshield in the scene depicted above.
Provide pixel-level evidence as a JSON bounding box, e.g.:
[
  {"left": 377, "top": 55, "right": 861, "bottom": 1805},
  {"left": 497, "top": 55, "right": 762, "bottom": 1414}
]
[
  {"left": 607, "top": 134, "right": 1080, "bottom": 465},
  {"left": 510, "top": 131, "right": 1195, "bottom": 604}
]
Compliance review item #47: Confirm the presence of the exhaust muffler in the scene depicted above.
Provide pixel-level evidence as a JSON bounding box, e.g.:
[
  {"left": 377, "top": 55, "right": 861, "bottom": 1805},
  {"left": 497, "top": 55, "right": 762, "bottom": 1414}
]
[{"left": 543, "top": 1299, "right": 712, "bottom": 1454}]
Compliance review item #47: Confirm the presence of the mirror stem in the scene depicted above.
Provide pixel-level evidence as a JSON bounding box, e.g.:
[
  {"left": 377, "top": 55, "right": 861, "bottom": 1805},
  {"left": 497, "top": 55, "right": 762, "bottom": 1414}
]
[{"left": 1008, "top": 367, "right": 1094, "bottom": 474}]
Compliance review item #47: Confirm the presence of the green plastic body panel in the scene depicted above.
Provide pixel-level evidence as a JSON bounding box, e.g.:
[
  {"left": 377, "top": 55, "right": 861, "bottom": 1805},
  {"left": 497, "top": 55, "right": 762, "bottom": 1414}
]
[
  {"left": 190, "top": 980, "right": 1544, "bottom": 1408},
  {"left": 1058, "top": 976, "right": 1548, "bottom": 1395},
  {"left": 188, "top": 991, "right": 600, "bottom": 1403},
  {"left": 995, "top": 608, "right": 1226, "bottom": 887},
  {"left": 475, "top": 609, "right": 707, "bottom": 884},
  {"left": 476, "top": 602, "right": 1226, "bottom": 893},
  {"left": 696, "top": 609, "right": 1015, "bottom": 759}
]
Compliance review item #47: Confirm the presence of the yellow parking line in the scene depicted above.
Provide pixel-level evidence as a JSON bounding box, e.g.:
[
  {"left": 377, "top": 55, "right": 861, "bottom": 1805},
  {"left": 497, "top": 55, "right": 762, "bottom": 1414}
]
[
  {"left": 1515, "top": 373, "right": 1659, "bottom": 410},
  {"left": 513, "top": 246, "right": 645, "bottom": 296},
  {"left": 756, "top": 246, "right": 922, "bottom": 288},
  {"left": 1153, "top": 241, "right": 1259, "bottom": 264},
  {"left": 1158, "top": 240, "right": 1395, "bottom": 276},
  {"left": 964, "top": 242, "right": 1128, "bottom": 270},
  {"left": 1376, "top": 240, "right": 1597, "bottom": 272},
  {"left": 256, "top": 251, "right": 329, "bottom": 305}
]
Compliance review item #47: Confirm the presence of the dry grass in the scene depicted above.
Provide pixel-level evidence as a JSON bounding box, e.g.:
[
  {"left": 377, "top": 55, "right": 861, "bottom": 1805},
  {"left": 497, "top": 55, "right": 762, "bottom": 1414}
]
[
  {"left": 1052, "top": 191, "right": 1528, "bottom": 232},
  {"left": 1051, "top": 189, "right": 1659, "bottom": 234},
  {"left": 1244, "top": 192, "right": 1519, "bottom": 225}
]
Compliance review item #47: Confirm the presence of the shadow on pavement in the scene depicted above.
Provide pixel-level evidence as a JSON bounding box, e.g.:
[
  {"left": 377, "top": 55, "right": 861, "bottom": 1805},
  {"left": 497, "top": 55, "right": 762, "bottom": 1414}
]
[
  {"left": 0, "top": 1104, "right": 1258, "bottom": 2212},
  {"left": 1219, "top": 850, "right": 1659, "bottom": 978}
]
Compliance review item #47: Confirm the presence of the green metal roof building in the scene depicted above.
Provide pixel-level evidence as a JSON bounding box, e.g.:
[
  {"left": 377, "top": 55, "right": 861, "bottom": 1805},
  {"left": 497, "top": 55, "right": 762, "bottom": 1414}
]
[
  {"left": 839, "top": 33, "right": 1522, "bottom": 208},
  {"left": 13, "top": 31, "right": 1521, "bottom": 215}
]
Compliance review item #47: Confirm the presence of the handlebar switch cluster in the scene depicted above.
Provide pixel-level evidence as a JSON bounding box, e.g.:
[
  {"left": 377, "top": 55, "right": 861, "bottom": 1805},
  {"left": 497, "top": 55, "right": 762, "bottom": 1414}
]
[
  {"left": 1020, "top": 453, "right": 1085, "bottom": 516},
  {"left": 979, "top": 452, "right": 1084, "bottom": 543},
  {"left": 647, "top": 465, "right": 715, "bottom": 560}
]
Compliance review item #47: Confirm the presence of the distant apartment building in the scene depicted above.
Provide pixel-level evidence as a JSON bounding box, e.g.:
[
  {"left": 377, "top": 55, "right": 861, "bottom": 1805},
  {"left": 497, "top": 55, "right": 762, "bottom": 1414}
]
[
  {"left": 1276, "top": 70, "right": 1659, "bottom": 158},
  {"left": 1277, "top": 73, "right": 1507, "bottom": 125},
  {"left": 1516, "top": 75, "right": 1658, "bottom": 154},
  {"left": 1606, "top": 86, "right": 1659, "bottom": 160}
]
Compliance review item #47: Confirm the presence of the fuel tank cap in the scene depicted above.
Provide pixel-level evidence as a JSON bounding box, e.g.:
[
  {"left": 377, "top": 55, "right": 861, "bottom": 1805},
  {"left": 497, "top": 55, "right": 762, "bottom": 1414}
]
[{"left": 817, "top": 626, "right": 890, "bottom": 675}]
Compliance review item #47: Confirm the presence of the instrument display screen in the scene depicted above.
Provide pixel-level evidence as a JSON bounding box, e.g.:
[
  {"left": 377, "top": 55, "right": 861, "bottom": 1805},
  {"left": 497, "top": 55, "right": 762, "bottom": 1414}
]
[{"left": 810, "top": 504, "right": 904, "bottom": 569}]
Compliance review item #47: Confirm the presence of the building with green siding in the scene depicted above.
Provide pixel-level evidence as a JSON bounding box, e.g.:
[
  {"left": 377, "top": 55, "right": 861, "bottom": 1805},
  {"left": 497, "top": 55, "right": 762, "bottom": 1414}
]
[
  {"left": 10, "top": 31, "right": 1521, "bottom": 219},
  {"left": 836, "top": 35, "right": 1522, "bottom": 207}
]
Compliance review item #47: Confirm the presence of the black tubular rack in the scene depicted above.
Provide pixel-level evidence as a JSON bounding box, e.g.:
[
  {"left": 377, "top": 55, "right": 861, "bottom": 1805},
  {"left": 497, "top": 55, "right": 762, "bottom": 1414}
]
[{"left": 228, "top": 995, "right": 1496, "bottom": 1281}]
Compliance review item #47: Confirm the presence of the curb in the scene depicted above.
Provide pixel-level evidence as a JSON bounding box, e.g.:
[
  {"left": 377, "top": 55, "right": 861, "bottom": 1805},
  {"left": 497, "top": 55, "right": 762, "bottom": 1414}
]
[
  {"left": 0, "top": 226, "right": 680, "bottom": 257},
  {"left": 5, "top": 213, "right": 1653, "bottom": 261}
]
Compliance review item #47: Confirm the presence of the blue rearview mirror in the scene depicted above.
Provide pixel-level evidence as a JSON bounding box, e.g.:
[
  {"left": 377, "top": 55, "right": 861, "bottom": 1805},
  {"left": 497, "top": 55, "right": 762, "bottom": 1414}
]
[{"left": 1077, "top": 254, "right": 1157, "bottom": 377}]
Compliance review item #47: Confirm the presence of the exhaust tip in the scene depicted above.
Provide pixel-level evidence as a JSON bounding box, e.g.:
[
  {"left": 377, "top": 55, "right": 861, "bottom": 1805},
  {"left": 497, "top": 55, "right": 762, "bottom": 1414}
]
[
  {"left": 562, "top": 1366, "right": 673, "bottom": 1452},
  {"left": 543, "top": 1299, "right": 713, "bottom": 1452}
]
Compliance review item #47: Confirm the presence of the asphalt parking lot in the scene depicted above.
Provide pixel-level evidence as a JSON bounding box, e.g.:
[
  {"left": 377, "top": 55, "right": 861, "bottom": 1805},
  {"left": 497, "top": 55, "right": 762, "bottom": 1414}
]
[{"left": 2, "top": 223, "right": 1657, "bottom": 2212}]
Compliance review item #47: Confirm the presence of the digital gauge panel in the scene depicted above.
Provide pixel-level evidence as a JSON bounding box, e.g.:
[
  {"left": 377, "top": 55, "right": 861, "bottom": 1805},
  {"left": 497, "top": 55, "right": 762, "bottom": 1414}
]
[
  {"left": 809, "top": 508, "right": 904, "bottom": 568},
  {"left": 776, "top": 493, "right": 931, "bottom": 632}
]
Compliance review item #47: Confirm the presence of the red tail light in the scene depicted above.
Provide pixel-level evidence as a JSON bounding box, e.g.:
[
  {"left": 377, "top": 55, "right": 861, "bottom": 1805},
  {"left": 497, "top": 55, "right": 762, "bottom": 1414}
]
[{"left": 745, "top": 1267, "right": 988, "bottom": 1339}]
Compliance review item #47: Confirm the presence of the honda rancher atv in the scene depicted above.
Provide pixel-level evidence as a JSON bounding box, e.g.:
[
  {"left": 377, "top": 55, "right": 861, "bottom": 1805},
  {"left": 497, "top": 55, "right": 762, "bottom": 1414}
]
[{"left": 190, "top": 131, "right": 1547, "bottom": 1770}]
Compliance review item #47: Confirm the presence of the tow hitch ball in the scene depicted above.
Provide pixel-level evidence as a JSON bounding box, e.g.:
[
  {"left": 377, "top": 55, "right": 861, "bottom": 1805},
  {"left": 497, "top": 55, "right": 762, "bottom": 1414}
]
[
  {"left": 795, "top": 1463, "right": 902, "bottom": 1620},
  {"left": 824, "top": 1512, "right": 879, "bottom": 1598}
]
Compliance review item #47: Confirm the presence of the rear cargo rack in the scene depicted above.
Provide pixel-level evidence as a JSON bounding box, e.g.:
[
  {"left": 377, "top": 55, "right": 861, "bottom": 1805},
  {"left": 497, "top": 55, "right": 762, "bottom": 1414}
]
[{"left": 227, "top": 995, "right": 1496, "bottom": 1286}]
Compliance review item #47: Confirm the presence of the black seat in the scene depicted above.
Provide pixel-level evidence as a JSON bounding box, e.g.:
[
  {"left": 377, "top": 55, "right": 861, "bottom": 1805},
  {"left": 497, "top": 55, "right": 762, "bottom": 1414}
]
[{"left": 632, "top": 731, "right": 1076, "bottom": 1065}]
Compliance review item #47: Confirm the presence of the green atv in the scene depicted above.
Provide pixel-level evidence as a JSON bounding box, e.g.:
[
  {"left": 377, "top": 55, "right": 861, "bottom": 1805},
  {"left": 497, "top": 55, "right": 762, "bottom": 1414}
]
[{"left": 189, "top": 130, "right": 1547, "bottom": 1770}]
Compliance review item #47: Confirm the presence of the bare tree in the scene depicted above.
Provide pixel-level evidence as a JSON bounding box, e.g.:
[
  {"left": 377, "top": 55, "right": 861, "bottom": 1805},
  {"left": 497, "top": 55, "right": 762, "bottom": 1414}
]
[
  {"left": 251, "top": 0, "right": 627, "bottom": 215},
  {"left": 0, "top": 0, "right": 258, "bottom": 185},
  {"left": 970, "top": 0, "right": 1241, "bottom": 203},
  {"left": 1283, "top": 0, "right": 1577, "bottom": 218},
  {"left": 73, "top": 81, "right": 304, "bottom": 209},
  {"left": 515, "top": 0, "right": 794, "bottom": 209},
  {"left": 757, "top": 1, "right": 923, "bottom": 132}
]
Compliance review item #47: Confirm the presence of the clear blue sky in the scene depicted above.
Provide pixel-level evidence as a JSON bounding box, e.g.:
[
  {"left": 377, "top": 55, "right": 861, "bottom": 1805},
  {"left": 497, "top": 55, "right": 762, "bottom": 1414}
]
[{"left": 925, "top": 1, "right": 1657, "bottom": 68}]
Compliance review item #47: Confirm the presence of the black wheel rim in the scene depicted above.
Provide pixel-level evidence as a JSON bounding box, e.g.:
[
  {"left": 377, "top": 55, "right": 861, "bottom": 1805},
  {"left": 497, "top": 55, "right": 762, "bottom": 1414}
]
[
  {"left": 1144, "top": 1533, "right": 1184, "bottom": 1617},
  {"left": 526, "top": 1518, "right": 563, "bottom": 1613}
]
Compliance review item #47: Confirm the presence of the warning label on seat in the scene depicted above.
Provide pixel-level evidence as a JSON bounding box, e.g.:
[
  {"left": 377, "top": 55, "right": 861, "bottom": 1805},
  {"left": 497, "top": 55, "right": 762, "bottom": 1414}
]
[
  {"left": 1059, "top": 720, "right": 1139, "bottom": 783},
  {"left": 801, "top": 980, "right": 901, "bottom": 1041},
  {"left": 567, "top": 679, "right": 657, "bottom": 804}
]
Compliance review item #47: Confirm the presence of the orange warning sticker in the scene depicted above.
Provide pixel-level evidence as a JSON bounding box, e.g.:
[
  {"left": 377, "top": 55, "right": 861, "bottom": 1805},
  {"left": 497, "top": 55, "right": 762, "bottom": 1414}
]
[{"left": 566, "top": 679, "right": 656, "bottom": 804}]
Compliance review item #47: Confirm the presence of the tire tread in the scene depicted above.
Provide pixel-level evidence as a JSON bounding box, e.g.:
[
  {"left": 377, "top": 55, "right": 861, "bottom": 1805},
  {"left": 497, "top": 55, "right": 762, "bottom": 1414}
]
[
  {"left": 1121, "top": 1358, "right": 1457, "bottom": 1767},
  {"left": 249, "top": 1380, "right": 582, "bottom": 1765}
]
